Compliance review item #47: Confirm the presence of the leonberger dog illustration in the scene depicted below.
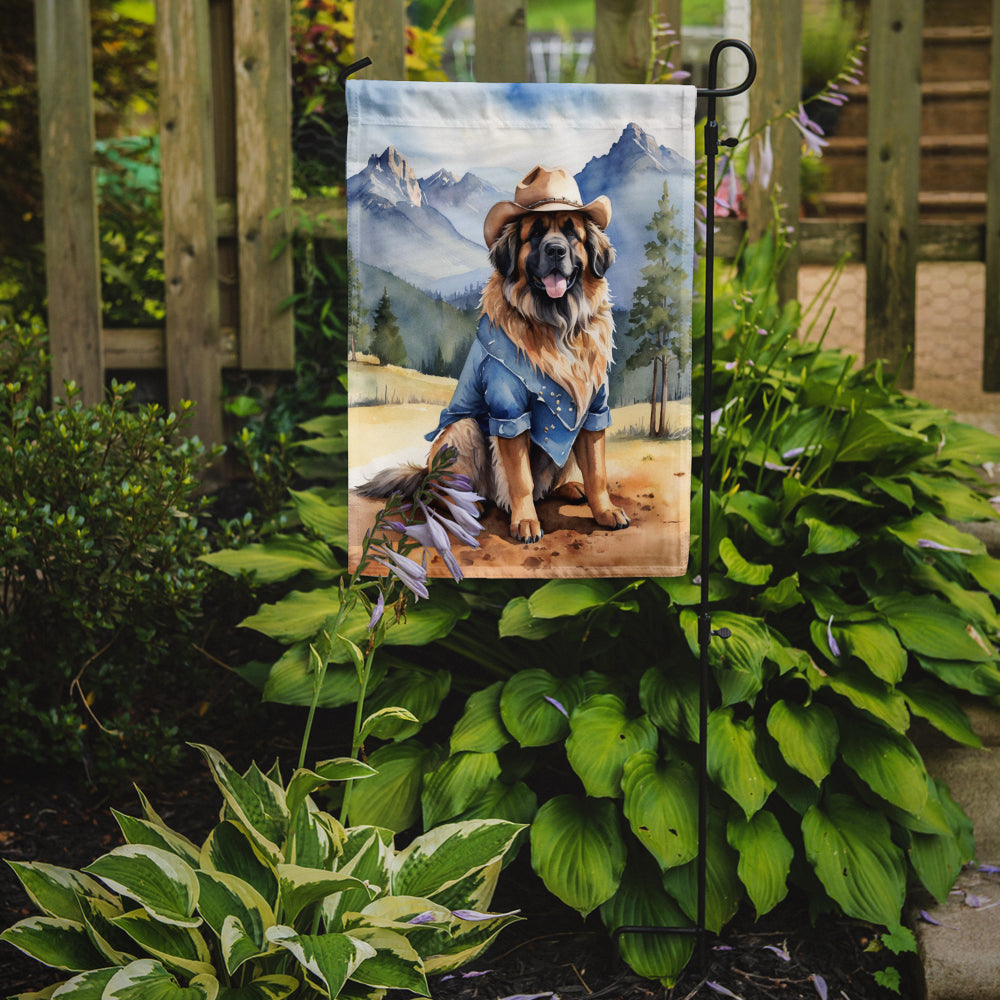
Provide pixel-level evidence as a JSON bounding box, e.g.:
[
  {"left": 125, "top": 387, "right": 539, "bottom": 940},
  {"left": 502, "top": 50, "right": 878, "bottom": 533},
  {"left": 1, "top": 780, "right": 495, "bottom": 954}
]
[{"left": 358, "top": 165, "right": 630, "bottom": 543}]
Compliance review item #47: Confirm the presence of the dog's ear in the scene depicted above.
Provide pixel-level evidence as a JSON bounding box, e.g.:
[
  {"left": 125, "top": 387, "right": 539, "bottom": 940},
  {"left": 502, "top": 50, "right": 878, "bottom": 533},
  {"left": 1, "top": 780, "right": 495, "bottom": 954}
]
[
  {"left": 489, "top": 224, "right": 519, "bottom": 279},
  {"left": 585, "top": 220, "right": 614, "bottom": 279}
]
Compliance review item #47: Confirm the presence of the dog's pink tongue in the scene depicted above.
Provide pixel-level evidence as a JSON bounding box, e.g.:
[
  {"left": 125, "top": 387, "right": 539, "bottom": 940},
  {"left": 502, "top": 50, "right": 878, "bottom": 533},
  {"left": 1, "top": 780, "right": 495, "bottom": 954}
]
[{"left": 543, "top": 273, "right": 568, "bottom": 298}]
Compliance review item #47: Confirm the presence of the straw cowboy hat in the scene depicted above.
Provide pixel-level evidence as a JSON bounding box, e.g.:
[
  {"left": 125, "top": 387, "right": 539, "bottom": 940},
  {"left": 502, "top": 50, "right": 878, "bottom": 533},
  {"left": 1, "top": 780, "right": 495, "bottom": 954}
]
[{"left": 483, "top": 165, "right": 612, "bottom": 249}]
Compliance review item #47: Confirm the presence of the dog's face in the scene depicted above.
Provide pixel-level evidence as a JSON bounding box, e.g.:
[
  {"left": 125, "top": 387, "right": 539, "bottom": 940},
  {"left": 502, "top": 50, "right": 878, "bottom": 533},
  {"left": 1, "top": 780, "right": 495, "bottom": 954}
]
[{"left": 489, "top": 211, "right": 614, "bottom": 330}]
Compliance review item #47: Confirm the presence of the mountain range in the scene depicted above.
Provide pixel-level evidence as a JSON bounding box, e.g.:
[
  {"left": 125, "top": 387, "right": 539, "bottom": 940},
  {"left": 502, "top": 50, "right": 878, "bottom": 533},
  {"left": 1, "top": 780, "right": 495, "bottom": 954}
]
[{"left": 347, "top": 122, "right": 693, "bottom": 302}]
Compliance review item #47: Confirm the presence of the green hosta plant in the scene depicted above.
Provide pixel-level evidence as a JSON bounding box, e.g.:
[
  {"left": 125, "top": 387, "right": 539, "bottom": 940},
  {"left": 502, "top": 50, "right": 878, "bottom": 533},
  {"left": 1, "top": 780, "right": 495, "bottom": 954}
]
[{"left": 1, "top": 743, "right": 523, "bottom": 999}]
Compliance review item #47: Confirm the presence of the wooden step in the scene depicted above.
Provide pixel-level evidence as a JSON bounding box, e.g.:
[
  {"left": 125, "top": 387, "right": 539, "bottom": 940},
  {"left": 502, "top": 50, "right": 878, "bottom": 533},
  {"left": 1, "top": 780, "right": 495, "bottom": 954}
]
[
  {"left": 813, "top": 190, "right": 987, "bottom": 222},
  {"left": 922, "top": 25, "right": 993, "bottom": 83},
  {"left": 822, "top": 134, "right": 989, "bottom": 193}
]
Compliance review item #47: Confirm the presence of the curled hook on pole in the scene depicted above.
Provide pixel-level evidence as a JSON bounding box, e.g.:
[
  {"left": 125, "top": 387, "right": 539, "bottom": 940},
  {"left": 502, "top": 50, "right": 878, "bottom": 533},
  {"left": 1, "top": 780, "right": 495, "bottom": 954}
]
[{"left": 338, "top": 56, "right": 373, "bottom": 90}]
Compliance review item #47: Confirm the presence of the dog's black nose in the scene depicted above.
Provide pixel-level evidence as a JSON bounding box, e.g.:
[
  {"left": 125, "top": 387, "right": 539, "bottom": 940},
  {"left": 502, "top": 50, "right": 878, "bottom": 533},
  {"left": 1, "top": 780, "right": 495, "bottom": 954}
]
[{"left": 545, "top": 242, "right": 567, "bottom": 260}]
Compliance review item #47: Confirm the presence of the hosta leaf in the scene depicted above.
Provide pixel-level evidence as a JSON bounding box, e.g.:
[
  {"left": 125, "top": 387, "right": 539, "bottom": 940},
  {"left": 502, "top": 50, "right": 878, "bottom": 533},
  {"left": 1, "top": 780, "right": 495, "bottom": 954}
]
[
  {"left": 195, "top": 871, "right": 273, "bottom": 973},
  {"left": 802, "top": 793, "right": 906, "bottom": 926},
  {"left": 285, "top": 759, "right": 376, "bottom": 822},
  {"left": 967, "top": 553, "right": 1000, "bottom": 597},
  {"left": 276, "top": 865, "right": 374, "bottom": 925},
  {"left": 347, "top": 740, "right": 442, "bottom": 832},
  {"left": 45, "top": 966, "right": 118, "bottom": 998},
  {"left": 621, "top": 751, "right": 699, "bottom": 871},
  {"left": 727, "top": 811, "right": 793, "bottom": 917},
  {"left": 4, "top": 862, "right": 118, "bottom": 923},
  {"left": 322, "top": 829, "right": 394, "bottom": 930},
  {"left": 809, "top": 661, "right": 909, "bottom": 732},
  {"left": 450, "top": 682, "right": 511, "bottom": 754},
  {"left": 393, "top": 820, "right": 524, "bottom": 901},
  {"left": 916, "top": 655, "right": 1000, "bottom": 697},
  {"left": 755, "top": 573, "right": 805, "bottom": 614},
  {"left": 265, "top": 926, "right": 375, "bottom": 997},
  {"left": 680, "top": 610, "right": 770, "bottom": 706},
  {"left": 362, "top": 667, "right": 451, "bottom": 740},
  {"left": 200, "top": 535, "right": 340, "bottom": 584},
  {"left": 707, "top": 708, "right": 776, "bottom": 818},
  {"left": 834, "top": 410, "right": 927, "bottom": 463},
  {"left": 215, "top": 975, "right": 299, "bottom": 999},
  {"left": 261, "top": 643, "right": 385, "bottom": 709},
  {"left": 360, "top": 706, "right": 421, "bottom": 742},
  {"left": 526, "top": 579, "right": 618, "bottom": 618},
  {"left": 83, "top": 846, "right": 200, "bottom": 928},
  {"left": 423, "top": 907, "right": 522, "bottom": 974},
  {"left": 421, "top": 751, "right": 502, "bottom": 828},
  {"left": 111, "top": 909, "right": 214, "bottom": 978},
  {"left": 0, "top": 916, "right": 107, "bottom": 971},
  {"left": 499, "top": 670, "right": 585, "bottom": 747},
  {"left": 453, "top": 779, "right": 538, "bottom": 827},
  {"left": 885, "top": 512, "right": 985, "bottom": 557},
  {"left": 908, "top": 782, "right": 968, "bottom": 908},
  {"left": 875, "top": 594, "right": 995, "bottom": 662},
  {"left": 832, "top": 621, "right": 907, "bottom": 684},
  {"left": 639, "top": 664, "right": 699, "bottom": 742},
  {"left": 200, "top": 822, "right": 278, "bottom": 910},
  {"left": 112, "top": 812, "right": 201, "bottom": 868},
  {"left": 905, "top": 472, "right": 998, "bottom": 522},
  {"left": 802, "top": 517, "right": 859, "bottom": 556},
  {"left": 530, "top": 796, "right": 626, "bottom": 917},
  {"left": 660, "top": 811, "right": 741, "bottom": 933},
  {"left": 838, "top": 718, "right": 928, "bottom": 816},
  {"left": 103, "top": 959, "right": 217, "bottom": 999},
  {"left": 566, "top": 695, "right": 658, "bottom": 798},
  {"left": 346, "top": 926, "right": 428, "bottom": 994},
  {"left": 77, "top": 895, "right": 136, "bottom": 966},
  {"left": 724, "top": 490, "right": 784, "bottom": 545},
  {"left": 497, "top": 596, "right": 563, "bottom": 639},
  {"left": 935, "top": 421, "right": 1000, "bottom": 465},
  {"left": 765, "top": 701, "right": 838, "bottom": 786},
  {"left": 718, "top": 537, "right": 772, "bottom": 586},
  {"left": 600, "top": 853, "right": 694, "bottom": 987},
  {"left": 901, "top": 680, "right": 982, "bottom": 748},
  {"left": 288, "top": 488, "right": 349, "bottom": 547},
  {"left": 190, "top": 746, "right": 287, "bottom": 862}
]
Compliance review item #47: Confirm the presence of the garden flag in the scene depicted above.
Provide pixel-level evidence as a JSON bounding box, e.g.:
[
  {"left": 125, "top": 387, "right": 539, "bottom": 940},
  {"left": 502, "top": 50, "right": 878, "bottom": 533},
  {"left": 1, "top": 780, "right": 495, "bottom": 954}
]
[{"left": 346, "top": 80, "right": 696, "bottom": 578}]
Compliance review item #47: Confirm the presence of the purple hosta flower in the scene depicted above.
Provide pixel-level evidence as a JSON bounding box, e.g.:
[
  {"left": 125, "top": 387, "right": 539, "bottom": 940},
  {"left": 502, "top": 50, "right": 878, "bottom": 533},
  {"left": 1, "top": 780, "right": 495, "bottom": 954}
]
[
  {"left": 401, "top": 514, "right": 463, "bottom": 582},
  {"left": 715, "top": 157, "right": 742, "bottom": 215},
  {"left": 747, "top": 125, "right": 774, "bottom": 191},
  {"left": 451, "top": 908, "right": 521, "bottom": 921},
  {"left": 407, "top": 911, "right": 438, "bottom": 925},
  {"left": 979, "top": 864, "right": 1000, "bottom": 874},
  {"left": 706, "top": 983, "right": 742, "bottom": 999},
  {"left": 367, "top": 590, "right": 385, "bottom": 631},
  {"left": 544, "top": 695, "right": 569, "bottom": 718},
  {"left": 441, "top": 970, "right": 493, "bottom": 982},
  {"left": 812, "top": 974, "right": 828, "bottom": 1000},
  {"left": 370, "top": 544, "right": 429, "bottom": 600},
  {"left": 917, "top": 538, "right": 973, "bottom": 555},
  {"left": 791, "top": 103, "right": 829, "bottom": 156},
  {"left": 827, "top": 615, "right": 842, "bottom": 657},
  {"left": 763, "top": 944, "right": 790, "bottom": 962},
  {"left": 919, "top": 909, "right": 958, "bottom": 929}
]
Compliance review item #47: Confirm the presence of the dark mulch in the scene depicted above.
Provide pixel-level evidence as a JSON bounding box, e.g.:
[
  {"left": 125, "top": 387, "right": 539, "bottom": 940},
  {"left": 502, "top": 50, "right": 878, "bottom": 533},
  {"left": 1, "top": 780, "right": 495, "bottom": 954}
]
[{"left": 1, "top": 747, "right": 914, "bottom": 1000}]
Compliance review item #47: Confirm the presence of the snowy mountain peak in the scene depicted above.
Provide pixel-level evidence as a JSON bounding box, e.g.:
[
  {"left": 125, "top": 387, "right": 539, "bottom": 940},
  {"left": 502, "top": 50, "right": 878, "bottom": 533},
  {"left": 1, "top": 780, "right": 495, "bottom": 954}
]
[{"left": 356, "top": 146, "right": 424, "bottom": 207}]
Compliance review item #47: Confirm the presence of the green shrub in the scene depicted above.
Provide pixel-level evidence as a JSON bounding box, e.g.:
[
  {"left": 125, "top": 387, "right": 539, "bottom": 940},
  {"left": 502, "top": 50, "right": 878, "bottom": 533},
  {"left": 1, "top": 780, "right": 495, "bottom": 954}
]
[
  {"left": 1, "top": 743, "right": 524, "bottom": 997},
  {"left": 210, "top": 230, "right": 1000, "bottom": 985},
  {"left": 0, "top": 317, "right": 220, "bottom": 783}
]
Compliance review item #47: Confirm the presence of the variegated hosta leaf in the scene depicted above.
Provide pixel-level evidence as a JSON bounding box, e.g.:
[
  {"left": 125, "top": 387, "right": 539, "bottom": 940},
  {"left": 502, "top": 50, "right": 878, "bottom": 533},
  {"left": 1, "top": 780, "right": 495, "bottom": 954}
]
[
  {"left": 323, "top": 829, "right": 393, "bottom": 931},
  {"left": 424, "top": 859, "right": 501, "bottom": 916},
  {"left": 802, "top": 793, "right": 906, "bottom": 926},
  {"left": 421, "top": 751, "right": 501, "bottom": 829},
  {"left": 707, "top": 707, "right": 776, "bottom": 819},
  {"left": 4, "top": 861, "right": 118, "bottom": 922},
  {"left": 112, "top": 810, "right": 202, "bottom": 868},
  {"left": 213, "top": 974, "right": 299, "bottom": 999},
  {"left": 529, "top": 795, "right": 626, "bottom": 917},
  {"left": 421, "top": 906, "right": 523, "bottom": 975},
  {"left": 44, "top": 966, "right": 117, "bottom": 997},
  {"left": 661, "top": 811, "right": 742, "bottom": 934},
  {"left": 110, "top": 908, "right": 214, "bottom": 978},
  {"left": 621, "top": 751, "right": 699, "bottom": 871},
  {"left": 83, "top": 846, "right": 200, "bottom": 928},
  {"left": 765, "top": 700, "right": 838, "bottom": 786},
  {"left": 285, "top": 760, "right": 375, "bottom": 824},
  {"left": 499, "top": 670, "right": 585, "bottom": 747},
  {"left": 200, "top": 822, "right": 278, "bottom": 910},
  {"left": 566, "top": 695, "right": 658, "bottom": 799},
  {"left": 838, "top": 718, "right": 929, "bottom": 817},
  {"left": 195, "top": 871, "right": 274, "bottom": 974},
  {"left": 265, "top": 926, "right": 375, "bottom": 998},
  {"left": 102, "top": 958, "right": 218, "bottom": 999},
  {"left": 391, "top": 820, "right": 524, "bottom": 901},
  {"left": 78, "top": 894, "right": 136, "bottom": 966},
  {"left": 450, "top": 681, "right": 511, "bottom": 754},
  {"left": 0, "top": 916, "right": 107, "bottom": 971},
  {"left": 277, "top": 865, "right": 376, "bottom": 925},
  {"left": 345, "top": 926, "right": 429, "bottom": 995},
  {"left": 288, "top": 802, "right": 343, "bottom": 870},
  {"left": 191, "top": 745, "right": 288, "bottom": 863},
  {"left": 727, "top": 810, "right": 793, "bottom": 917},
  {"left": 599, "top": 854, "right": 694, "bottom": 987}
]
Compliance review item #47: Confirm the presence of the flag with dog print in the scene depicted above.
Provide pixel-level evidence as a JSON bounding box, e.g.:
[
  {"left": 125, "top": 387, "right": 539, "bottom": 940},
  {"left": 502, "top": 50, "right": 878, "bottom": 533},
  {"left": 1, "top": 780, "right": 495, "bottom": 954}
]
[{"left": 346, "top": 80, "right": 696, "bottom": 578}]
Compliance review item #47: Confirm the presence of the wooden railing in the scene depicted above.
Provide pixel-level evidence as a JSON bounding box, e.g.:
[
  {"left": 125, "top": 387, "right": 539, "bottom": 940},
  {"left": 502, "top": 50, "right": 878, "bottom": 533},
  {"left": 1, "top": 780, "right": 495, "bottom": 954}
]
[{"left": 32, "top": 0, "right": 1000, "bottom": 445}]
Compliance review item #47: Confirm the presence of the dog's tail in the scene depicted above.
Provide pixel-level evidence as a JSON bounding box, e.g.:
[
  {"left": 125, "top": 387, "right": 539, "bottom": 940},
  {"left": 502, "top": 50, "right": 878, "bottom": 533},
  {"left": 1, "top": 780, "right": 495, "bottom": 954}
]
[{"left": 353, "top": 462, "right": 427, "bottom": 499}]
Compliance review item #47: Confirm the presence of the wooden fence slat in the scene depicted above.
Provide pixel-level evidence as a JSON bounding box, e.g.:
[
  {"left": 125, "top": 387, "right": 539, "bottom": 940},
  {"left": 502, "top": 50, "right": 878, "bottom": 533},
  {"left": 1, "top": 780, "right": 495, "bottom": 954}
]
[
  {"left": 747, "top": 0, "right": 801, "bottom": 305},
  {"left": 355, "top": 0, "right": 406, "bottom": 81},
  {"left": 983, "top": 0, "right": 1000, "bottom": 390},
  {"left": 864, "top": 0, "right": 923, "bottom": 390},
  {"left": 594, "top": 0, "right": 657, "bottom": 84},
  {"left": 473, "top": 0, "right": 526, "bottom": 82},
  {"left": 34, "top": 0, "right": 103, "bottom": 405},
  {"left": 233, "top": 0, "right": 294, "bottom": 369},
  {"left": 157, "top": 0, "right": 223, "bottom": 445}
]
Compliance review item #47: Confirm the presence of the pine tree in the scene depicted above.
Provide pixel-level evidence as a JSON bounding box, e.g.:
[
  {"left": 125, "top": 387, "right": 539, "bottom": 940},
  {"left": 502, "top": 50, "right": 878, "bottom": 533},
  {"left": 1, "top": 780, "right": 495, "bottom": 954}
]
[
  {"left": 369, "top": 286, "right": 407, "bottom": 367},
  {"left": 626, "top": 180, "right": 692, "bottom": 437},
  {"left": 347, "top": 252, "right": 370, "bottom": 359}
]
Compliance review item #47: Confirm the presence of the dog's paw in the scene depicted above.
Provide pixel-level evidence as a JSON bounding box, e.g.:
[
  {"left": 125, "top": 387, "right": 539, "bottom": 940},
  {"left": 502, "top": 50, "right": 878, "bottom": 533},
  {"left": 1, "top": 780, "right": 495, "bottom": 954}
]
[
  {"left": 594, "top": 506, "right": 630, "bottom": 530},
  {"left": 511, "top": 517, "right": 544, "bottom": 543}
]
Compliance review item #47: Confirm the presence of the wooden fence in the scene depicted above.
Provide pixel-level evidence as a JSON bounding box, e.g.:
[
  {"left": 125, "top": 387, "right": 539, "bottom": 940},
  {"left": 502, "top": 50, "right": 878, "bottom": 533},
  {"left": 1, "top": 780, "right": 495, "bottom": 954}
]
[{"left": 33, "top": 0, "right": 1000, "bottom": 445}]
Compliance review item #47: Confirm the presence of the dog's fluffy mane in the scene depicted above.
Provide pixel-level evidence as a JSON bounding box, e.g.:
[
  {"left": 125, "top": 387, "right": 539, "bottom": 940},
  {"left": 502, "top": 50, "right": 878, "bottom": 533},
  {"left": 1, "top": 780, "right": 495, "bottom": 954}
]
[{"left": 481, "top": 214, "right": 614, "bottom": 414}]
